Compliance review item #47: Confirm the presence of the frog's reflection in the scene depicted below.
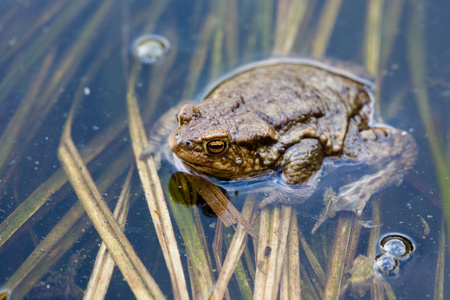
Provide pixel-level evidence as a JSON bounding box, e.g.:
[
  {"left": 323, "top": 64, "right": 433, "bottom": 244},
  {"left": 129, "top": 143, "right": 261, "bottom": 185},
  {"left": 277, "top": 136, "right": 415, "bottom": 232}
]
[
  {"left": 169, "top": 172, "right": 226, "bottom": 218},
  {"left": 168, "top": 172, "right": 257, "bottom": 238}
]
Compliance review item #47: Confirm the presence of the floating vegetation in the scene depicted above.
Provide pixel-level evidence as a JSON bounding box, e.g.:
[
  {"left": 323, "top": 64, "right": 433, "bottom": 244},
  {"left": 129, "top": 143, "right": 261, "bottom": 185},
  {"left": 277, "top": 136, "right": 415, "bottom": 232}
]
[{"left": 0, "top": 1, "right": 448, "bottom": 299}]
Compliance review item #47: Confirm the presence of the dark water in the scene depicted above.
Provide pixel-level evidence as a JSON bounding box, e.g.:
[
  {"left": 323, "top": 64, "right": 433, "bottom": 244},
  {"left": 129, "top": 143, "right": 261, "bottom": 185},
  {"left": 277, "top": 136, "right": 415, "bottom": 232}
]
[{"left": 0, "top": 0, "right": 449, "bottom": 299}]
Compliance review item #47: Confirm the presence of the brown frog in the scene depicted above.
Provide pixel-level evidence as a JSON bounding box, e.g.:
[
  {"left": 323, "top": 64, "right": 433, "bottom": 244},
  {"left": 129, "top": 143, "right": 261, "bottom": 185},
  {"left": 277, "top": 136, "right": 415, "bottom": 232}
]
[{"left": 158, "top": 58, "right": 417, "bottom": 224}]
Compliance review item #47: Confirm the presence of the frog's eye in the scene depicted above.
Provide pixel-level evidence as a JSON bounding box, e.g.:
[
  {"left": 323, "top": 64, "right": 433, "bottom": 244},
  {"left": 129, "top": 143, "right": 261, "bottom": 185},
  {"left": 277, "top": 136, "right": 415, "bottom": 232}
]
[{"left": 206, "top": 140, "right": 227, "bottom": 154}]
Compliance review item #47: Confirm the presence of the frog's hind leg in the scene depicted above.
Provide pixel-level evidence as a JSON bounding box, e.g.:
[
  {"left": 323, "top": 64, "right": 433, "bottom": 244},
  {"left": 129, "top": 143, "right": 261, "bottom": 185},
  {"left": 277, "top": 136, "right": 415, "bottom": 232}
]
[
  {"left": 259, "top": 138, "right": 324, "bottom": 207},
  {"left": 315, "top": 121, "right": 417, "bottom": 230}
]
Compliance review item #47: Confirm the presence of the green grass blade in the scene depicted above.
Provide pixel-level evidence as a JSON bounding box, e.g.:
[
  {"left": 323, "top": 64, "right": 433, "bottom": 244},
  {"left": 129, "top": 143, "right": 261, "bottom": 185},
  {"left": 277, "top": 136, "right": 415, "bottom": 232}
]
[{"left": 407, "top": 0, "right": 450, "bottom": 256}]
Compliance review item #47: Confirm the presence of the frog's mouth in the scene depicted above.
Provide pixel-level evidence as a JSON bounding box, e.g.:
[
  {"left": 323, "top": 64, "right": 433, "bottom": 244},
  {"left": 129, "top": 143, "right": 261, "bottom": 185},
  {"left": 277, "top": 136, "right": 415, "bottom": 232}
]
[
  {"left": 178, "top": 158, "right": 237, "bottom": 180},
  {"left": 173, "top": 153, "right": 236, "bottom": 181},
  {"left": 174, "top": 154, "right": 275, "bottom": 184}
]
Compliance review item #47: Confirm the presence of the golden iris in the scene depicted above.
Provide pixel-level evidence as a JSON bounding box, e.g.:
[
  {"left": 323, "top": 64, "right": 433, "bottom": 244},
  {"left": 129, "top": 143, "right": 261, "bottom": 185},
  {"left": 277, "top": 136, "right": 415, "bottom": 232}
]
[{"left": 206, "top": 140, "right": 227, "bottom": 154}]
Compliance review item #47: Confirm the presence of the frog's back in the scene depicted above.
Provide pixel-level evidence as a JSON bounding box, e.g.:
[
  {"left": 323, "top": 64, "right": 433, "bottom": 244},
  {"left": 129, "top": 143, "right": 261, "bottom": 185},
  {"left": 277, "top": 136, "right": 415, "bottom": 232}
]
[{"left": 206, "top": 62, "right": 374, "bottom": 155}]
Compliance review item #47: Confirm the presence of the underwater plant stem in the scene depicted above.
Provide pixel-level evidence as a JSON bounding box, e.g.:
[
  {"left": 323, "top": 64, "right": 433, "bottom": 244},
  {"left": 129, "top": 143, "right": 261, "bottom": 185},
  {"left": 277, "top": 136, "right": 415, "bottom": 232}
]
[
  {"left": 0, "top": 147, "right": 133, "bottom": 299},
  {"left": 273, "top": 0, "right": 308, "bottom": 56},
  {"left": 59, "top": 112, "right": 164, "bottom": 299},
  {"left": 323, "top": 213, "right": 352, "bottom": 300},
  {"left": 311, "top": 0, "right": 343, "bottom": 58},
  {"left": 83, "top": 167, "right": 133, "bottom": 300},
  {"left": 434, "top": 220, "right": 445, "bottom": 300},
  {"left": 298, "top": 228, "right": 326, "bottom": 288},
  {"left": 168, "top": 173, "right": 214, "bottom": 299},
  {"left": 212, "top": 196, "right": 257, "bottom": 300},
  {"left": 407, "top": 0, "right": 450, "bottom": 257},
  {"left": 0, "top": 44, "right": 124, "bottom": 249},
  {"left": 284, "top": 209, "right": 301, "bottom": 299},
  {"left": 126, "top": 61, "right": 189, "bottom": 300},
  {"left": 364, "top": 0, "right": 384, "bottom": 76}
]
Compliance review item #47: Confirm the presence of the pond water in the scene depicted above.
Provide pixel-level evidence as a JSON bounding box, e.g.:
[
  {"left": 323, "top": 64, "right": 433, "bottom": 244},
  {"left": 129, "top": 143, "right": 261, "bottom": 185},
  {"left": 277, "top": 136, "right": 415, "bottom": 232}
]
[{"left": 0, "top": 0, "right": 449, "bottom": 299}]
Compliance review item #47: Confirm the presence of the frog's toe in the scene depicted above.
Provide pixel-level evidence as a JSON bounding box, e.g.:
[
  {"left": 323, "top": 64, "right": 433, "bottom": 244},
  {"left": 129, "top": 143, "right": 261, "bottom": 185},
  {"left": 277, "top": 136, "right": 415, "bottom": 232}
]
[
  {"left": 313, "top": 182, "right": 371, "bottom": 233},
  {"left": 360, "top": 127, "right": 391, "bottom": 143},
  {"left": 258, "top": 193, "right": 301, "bottom": 208},
  {"left": 258, "top": 193, "right": 279, "bottom": 207},
  {"left": 336, "top": 182, "right": 372, "bottom": 215},
  {"left": 139, "top": 146, "right": 153, "bottom": 160}
]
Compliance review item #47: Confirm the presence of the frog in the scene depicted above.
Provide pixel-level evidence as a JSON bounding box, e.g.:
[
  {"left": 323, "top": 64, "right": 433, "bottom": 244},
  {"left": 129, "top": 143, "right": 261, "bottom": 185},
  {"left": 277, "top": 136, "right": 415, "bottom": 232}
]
[{"left": 146, "top": 58, "right": 417, "bottom": 227}]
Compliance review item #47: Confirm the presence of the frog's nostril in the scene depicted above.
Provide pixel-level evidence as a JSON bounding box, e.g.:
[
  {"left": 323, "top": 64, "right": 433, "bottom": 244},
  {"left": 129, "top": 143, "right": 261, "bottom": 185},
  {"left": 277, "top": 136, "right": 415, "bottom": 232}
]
[{"left": 185, "top": 141, "right": 191, "bottom": 147}]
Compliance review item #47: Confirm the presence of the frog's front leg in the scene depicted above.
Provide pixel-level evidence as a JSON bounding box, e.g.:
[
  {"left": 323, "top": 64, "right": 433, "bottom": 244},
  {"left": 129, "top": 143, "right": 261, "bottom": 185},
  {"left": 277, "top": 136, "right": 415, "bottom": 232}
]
[
  {"left": 315, "top": 121, "right": 417, "bottom": 229},
  {"left": 140, "top": 101, "right": 190, "bottom": 163},
  {"left": 260, "top": 139, "right": 324, "bottom": 206}
]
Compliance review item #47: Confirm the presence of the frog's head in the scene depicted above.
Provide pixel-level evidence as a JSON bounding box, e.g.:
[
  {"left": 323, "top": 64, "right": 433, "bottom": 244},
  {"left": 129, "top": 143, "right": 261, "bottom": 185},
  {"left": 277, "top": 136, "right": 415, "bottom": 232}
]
[{"left": 168, "top": 102, "right": 277, "bottom": 180}]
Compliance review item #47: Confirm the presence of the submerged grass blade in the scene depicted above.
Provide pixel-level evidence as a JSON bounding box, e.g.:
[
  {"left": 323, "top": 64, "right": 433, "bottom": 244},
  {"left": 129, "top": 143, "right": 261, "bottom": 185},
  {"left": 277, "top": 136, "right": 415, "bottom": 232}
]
[
  {"left": 407, "top": 0, "right": 450, "bottom": 251},
  {"left": 222, "top": 225, "right": 254, "bottom": 300},
  {"left": 364, "top": 0, "right": 384, "bottom": 113},
  {"left": 285, "top": 209, "right": 301, "bottom": 299},
  {"left": 253, "top": 208, "right": 271, "bottom": 299},
  {"left": 434, "top": 220, "right": 445, "bottom": 300},
  {"left": 58, "top": 86, "right": 164, "bottom": 299},
  {"left": 0, "top": 148, "right": 133, "bottom": 299},
  {"left": 84, "top": 167, "right": 134, "bottom": 300},
  {"left": 381, "top": 277, "right": 396, "bottom": 300},
  {"left": 243, "top": 246, "right": 256, "bottom": 282},
  {"left": 231, "top": 255, "right": 253, "bottom": 300},
  {"left": 0, "top": 0, "right": 114, "bottom": 181},
  {"left": 167, "top": 173, "right": 214, "bottom": 299},
  {"left": 0, "top": 50, "right": 54, "bottom": 174},
  {"left": 371, "top": 275, "right": 396, "bottom": 300},
  {"left": 225, "top": 0, "right": 239, "bottom": 68},
  {"left": 145, "top": 43, "right": 177, "bottom": 119},
  {"left": 0, "top": 43, "right": 125, "bottom": 249},
  {"left": 209, "top": 1, "right": 225, "bottom": 80},
  {"left": 323, "top": 213, "right": 352, "bottom": 300},
  {"left": 297, "top": 0, "right": 319, "bottom": 55},
  {"left": 0, "top": 203, "right": 94, "bottom": 300},
  {"left": 364, "top": 0, "right": 384, "bottom": 76},
  {"left": 0, "top": 168, "right": 65, "bottom": 248},
  {"left": 273, "top": 0, "right": 308, "bottom": 56},
  {"left": 344, "top": 218, "right": 363, "bottom": 273},
  {"left": 0, "top": 1, "right": 67, "bottom": 67},
  {"left": 185, "top": 174, "right": 256, "bottom": 238},
  {"left": 298, "top": 229, "right": 326, "bottom": 288},
  {"left": 380, "top": 0, "right": 405, "bottom": 72},
  {"left": 264, "top": 205, "right": 291, "bottom": 299},
  {"left": 311, "top": 0, "right": 343, "bottom": 58},
  {"left": 0, "top": 0, "right": 91, "bottom": 101},
  {"left": 300, "top": 263, "right": 321, "bottom": 300},
  {"left": 212, "top": 220, "right": 225, "bottom": 282},
  {"left": 254, "top": 205, "right": 292, "bottom": 299},
  {"left": 0, "top": 114, "right": 128, "bottom": 249},
  {"left": 273, "top": 0, "right": 289, "bottom": 54},
  {"left": 44, "top": 1, "right": 114, "bottom": 96},
  {"left": 383, "top": 85, "right": 409, "bottom": 121},
  {"left": 126, "top": 62, "right": 189, "bottom": 300},
  {"left": 367, "top": 202, "right": 381, "bottom": 260},
  {"left": 183, "top": 15, "right": 216, "bottom": 99},
  {"left": 212, "top": 196, "right": 257, "bottom": 300},
  {"left": 363, "top": 2, "right": 392, "bottom": 297}
]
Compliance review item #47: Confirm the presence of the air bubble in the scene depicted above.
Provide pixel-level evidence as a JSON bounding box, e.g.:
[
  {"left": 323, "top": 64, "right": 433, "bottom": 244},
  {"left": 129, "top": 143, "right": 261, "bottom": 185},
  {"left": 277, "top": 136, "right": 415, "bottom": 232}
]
[
  {"left": 380, "top": 234, "right": 415, "bottom": 260},
  {"left": 374, "top": 233, "right": 416, "bottom": 277},
  {"left": 383, "top": 239, "right": 406, "bottom": 257},
  {"left": 132, "top": 34, "right": 170, "bottom": 64},
  {"left": 375, "top": 253, "right": 399, "bottom": 275}
]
